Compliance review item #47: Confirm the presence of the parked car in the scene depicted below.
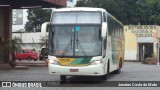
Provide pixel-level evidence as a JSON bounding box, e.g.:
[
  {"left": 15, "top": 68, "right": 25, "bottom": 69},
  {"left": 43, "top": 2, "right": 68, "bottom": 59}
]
[
  {"left": 39, "top": 48, "right": 48, "bottom": 60},
  {"left": 15, "top": 49, "right": 38, "bottom": 61}
]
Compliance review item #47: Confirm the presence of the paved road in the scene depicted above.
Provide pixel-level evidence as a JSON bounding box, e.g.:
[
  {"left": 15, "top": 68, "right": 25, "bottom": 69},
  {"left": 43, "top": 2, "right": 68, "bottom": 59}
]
[{"left": 1, "top": 62, "right": 160, "bottom": 90}]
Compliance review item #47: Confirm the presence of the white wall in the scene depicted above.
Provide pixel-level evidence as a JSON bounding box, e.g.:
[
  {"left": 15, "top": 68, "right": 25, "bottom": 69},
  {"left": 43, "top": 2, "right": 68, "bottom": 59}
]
[
  {"left": 157, "top": 26, "right": 160, "bottom": 38},
  {"left": 12, "top": 32, "right": 48, "bottom": 51},
  {"left": 125, "top": 50, "right": 137, "bottom": 61}
]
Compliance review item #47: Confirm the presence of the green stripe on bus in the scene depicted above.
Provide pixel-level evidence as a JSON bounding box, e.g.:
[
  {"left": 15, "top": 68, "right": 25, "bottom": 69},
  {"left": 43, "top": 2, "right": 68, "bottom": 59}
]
[{"left": 70, "top": 58, "right": 91, "bottom": 64}]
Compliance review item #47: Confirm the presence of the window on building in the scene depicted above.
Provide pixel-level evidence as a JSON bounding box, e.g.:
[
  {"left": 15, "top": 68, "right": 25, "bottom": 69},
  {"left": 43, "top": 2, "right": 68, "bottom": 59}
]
[{"left": 68, "top": 0, "right": 73, "bottom": 2}]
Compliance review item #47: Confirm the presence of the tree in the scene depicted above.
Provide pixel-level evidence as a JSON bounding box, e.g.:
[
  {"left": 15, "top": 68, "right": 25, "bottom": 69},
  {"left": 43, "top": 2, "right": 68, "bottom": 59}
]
[
  {"left": 75, "top": 0, "right": 133, "bottom": 24},
  {"left": 9, "top": 37, "right": 22, "bottom": 67},
  {"left": 10, "top": 37, "right": 22, "bottom": 52},
  {"left": 76, "top": 0, "right": 87, "bottom": 6},
  {"left": 75, "top": 0, "right": 160, "bottom": 25},
  {"left": 145, "top": 0, "right": 160, "bottom": 25},
  {"left": 25, "top": 8, "right": 52, "bottom": 32},
  {"left": 40, "top": 35, "right": 48, "bottom": 48}
]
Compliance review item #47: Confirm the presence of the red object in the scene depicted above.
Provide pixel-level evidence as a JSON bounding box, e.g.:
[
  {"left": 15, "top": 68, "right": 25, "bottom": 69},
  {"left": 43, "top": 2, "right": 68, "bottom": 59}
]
[{"left": 15, "top": 49, "right": 38, "bottom": 61}]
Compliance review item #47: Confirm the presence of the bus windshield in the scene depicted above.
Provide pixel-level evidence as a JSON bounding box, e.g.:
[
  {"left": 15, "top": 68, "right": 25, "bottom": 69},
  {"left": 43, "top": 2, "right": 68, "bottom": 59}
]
[
  {"left": 52, "top": 12, "right": 101, "bottom": 24},
  {"left": 50, "top": 25, "right": 102, "bottom": 57}
]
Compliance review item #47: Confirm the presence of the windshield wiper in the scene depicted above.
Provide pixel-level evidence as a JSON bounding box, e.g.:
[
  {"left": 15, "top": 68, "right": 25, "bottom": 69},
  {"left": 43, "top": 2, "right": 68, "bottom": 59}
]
[
  {"left": 60, "top": 34, "right": 73, "bottom": 57},
  {"left": 76, "top": 32, "right": 87, "bottom": 57},
  {"left": 77, "top": 40, "right": 87, "bottom": 57}
]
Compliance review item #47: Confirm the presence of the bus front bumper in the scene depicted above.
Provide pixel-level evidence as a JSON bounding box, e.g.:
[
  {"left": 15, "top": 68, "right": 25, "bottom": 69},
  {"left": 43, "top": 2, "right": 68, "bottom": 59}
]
[{"left": 48, "top": 64, "right": 105, "bottom": 76}]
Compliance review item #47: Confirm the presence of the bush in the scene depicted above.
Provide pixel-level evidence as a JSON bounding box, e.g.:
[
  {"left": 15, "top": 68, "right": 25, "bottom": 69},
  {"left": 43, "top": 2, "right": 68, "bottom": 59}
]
[{"left": 142, "top": 54, "right": 157, "bottom": 64}]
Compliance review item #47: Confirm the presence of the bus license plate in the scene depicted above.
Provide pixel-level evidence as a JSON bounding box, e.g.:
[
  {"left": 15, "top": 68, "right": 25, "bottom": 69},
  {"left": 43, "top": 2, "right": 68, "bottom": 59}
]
[{"left": 70, "top": 69, "right": 79, "bottom": 72}]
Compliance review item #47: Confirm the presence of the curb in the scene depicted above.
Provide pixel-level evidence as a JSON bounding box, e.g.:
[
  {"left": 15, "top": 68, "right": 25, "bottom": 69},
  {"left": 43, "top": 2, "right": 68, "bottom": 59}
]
[
  {"left": 15, "top": 60, "right": 48, "bottom": 67},
  {"left": 16, "top": 64, "right": 47, "bottom": 67},
  {"left": 11, "top": 66, "right": 29, "bottom": 70}
]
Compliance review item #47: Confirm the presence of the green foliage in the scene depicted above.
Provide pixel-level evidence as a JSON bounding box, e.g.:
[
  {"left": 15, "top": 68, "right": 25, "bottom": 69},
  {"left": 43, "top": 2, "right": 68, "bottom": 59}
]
[
  {"left": 76, "top": 0, "right": 160, "bottom": 25},
  {"left": 40, "top": 35, "right": 48, "bottom": 48},
  {"left": 32, "top": 48, "right": 36, "bottom": 51},
  {"left": 9, "top": 37, "right": 22, "bottom": 53},
  {"left": 8, "top": 37, "right": 22, "bottom": 64},
  {"left": 76, "top": 0, "right": 87, "bottom": 6},
  {"left": 25, "top": 8, "right": 52, "bottom": 32}
]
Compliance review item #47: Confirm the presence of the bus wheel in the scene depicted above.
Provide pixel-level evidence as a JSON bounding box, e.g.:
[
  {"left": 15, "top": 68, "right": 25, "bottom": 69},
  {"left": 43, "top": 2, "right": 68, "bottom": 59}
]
[
  {"left": 114, "top": 60, "right": 122, "bottom": 74},
  {"left": 101, "top": 74, "right": 107, "bottom": 80},
  {"left": 60, "top": 75, "right": 66, "bottom": 83}
]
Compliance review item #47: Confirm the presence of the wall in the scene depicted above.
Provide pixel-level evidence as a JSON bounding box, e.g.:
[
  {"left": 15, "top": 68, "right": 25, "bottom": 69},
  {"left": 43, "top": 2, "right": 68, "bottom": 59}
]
[
  {"left": 12, "top": 32, "right": 48, "bottom": 51},
  {"left": 124, "top": 25, "right": 159, "bottom": 61},
  {"left": 124, "top": 26, "right": 137, "bottom": 60},
  {"left": 0, "top": 9, "right": 4, "bottom": 62},
  {"left": 0, "top": 7, "right": 12, "bottom": 63}
]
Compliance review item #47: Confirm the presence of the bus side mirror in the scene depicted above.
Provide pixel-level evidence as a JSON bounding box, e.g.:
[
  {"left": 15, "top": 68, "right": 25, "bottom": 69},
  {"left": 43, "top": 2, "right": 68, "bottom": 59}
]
[
  {"left": 101, "top": 22, "right": 107, "bottom": 38},
  {"left": 41, "top": 22, "right": 50, "bottom": 33}
]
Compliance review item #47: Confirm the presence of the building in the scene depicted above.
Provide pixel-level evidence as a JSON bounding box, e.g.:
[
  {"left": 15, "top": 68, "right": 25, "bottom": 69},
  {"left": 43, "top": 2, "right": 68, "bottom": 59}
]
[
  {"left": 0, "top": 0, "right": 66, "bottom": 64},
  {"left": 12, "top": 0, "right": 77, "bottom": 32},
  {"left": 12, "top": 9, "right": 27, "bottom": 32},
  {"left": 67, "top": 0, "right": 77, "bottom": 7},
  {"left": 124, "top": 25, "right": 160, "bottom": 62},
  {"left": 12, "top": 0, "right": 78, "bottom": 51}
]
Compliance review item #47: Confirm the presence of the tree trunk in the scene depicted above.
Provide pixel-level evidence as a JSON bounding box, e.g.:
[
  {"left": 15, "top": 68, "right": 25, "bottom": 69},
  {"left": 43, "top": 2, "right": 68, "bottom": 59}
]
[
  {"left": 12, "top": 51, "right": 15, "bottom": 61},
  {"left": 10, "top": 51, "right": 16, "bottom": 67}
]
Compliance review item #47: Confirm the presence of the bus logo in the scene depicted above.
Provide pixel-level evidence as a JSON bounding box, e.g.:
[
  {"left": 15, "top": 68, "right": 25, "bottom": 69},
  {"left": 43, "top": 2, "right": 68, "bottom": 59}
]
[{"left": 2, "top": 82, "right": 11, "bottom": 87}]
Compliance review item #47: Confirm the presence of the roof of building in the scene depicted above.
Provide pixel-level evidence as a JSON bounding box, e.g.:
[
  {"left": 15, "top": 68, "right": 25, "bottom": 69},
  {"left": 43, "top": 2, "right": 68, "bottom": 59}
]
[{"left": 0, "top": 0, "right": 66, "bottom": 9}]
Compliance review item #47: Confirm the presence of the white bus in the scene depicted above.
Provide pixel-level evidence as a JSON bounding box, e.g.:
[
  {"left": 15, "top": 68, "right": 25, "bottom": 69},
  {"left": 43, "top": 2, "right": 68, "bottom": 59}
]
[{"left": 41, "top": 7, "right": 125, "bottom": 82}]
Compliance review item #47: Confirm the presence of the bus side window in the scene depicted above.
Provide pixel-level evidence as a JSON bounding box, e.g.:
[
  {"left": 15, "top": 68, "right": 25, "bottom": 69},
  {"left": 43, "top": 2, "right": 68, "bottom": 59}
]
[
  {"left": 103, "top": 13, "right": 107, "bottom": 56},
  {"left": 103, "top": 38, "right": 107, "bottom": 57},
  {"left": 103, "top": 12, "right": 106, "bottom": 22},
  {"left": 99, "top": 27, "right": 101, "bottom": 40}
]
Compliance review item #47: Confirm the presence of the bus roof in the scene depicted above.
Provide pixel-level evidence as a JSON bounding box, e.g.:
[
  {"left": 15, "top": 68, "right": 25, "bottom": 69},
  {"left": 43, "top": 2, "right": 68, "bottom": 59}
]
[{"left": 52, "top": 7, "right": 123, "bottom": 26}]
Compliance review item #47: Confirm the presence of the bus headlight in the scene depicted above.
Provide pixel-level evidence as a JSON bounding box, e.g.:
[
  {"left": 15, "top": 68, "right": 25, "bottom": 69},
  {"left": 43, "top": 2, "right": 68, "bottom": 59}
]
[
  {"left": 48, "top": 59, "right": 59, "bottom": 65},
  {"left": 90, "top": 60, "right": 102, "bottom": 65}
]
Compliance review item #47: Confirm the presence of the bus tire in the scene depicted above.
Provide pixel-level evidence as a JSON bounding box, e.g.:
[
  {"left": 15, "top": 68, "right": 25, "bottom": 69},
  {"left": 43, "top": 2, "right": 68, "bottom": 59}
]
[
  {"left": 60, "top": 75, "right": 66, "bottom": 83},
  {"left": 101, "top": 74, "right": 107, "bottom": 81},
  {"left": 114, "top": 60, "right": 122, "bottom": 74}
]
